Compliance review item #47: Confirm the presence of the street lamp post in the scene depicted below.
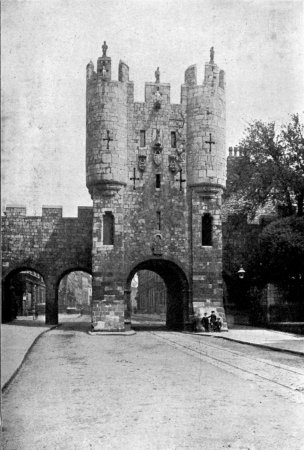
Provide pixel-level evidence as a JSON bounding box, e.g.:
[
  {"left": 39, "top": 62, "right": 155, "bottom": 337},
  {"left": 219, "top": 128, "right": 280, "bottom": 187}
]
[{"left": 237, "top": 267, "right": 246, "bottom": 280}]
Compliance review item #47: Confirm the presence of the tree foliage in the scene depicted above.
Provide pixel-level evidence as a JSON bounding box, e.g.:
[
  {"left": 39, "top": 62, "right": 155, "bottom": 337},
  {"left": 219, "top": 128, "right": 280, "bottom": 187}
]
[
  {"left": 259, "top": 216, "right": 304, "bottom": 281},
  {"left": 227, "top": 114, "right": 304, "bottom": 218}
]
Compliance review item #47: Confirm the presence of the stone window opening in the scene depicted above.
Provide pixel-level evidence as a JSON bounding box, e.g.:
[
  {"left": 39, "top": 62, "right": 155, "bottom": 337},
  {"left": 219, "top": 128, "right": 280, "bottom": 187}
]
[
  {"left": 156, "top": 174, "right": 161, "bottom": 189},
  {"left": 140, "top": 130, "right": 146, "bottom": 147},
  {"left": 157, "top": 211, "right": 161, "bottom": 230},
  {"left": 103, "top": 211, "right": 115, "bottom": 245},
  {"left": 171, "top": 131, "right": 176, "bottom": 148},
  {"left": 202, "top": 213, "right": 213, "bottom": 246}
]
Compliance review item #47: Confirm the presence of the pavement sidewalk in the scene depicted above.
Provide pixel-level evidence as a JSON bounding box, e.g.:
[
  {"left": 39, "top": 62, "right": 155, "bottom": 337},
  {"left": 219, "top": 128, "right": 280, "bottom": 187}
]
[
  {"left": 197, "top": 325, "right": 304, "bottom": 356},
  {"left": 1, "top": 315, "right": 80, "bottom": 391},
  {"left": 2, "top": 319, "right": 303, "bottom": 393}
]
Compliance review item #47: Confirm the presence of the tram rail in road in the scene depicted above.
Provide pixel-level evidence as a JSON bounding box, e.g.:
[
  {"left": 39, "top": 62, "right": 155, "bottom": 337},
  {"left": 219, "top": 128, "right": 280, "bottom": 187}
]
[{"left": 149, "top": 330, "right": 304, "bottom": 395}]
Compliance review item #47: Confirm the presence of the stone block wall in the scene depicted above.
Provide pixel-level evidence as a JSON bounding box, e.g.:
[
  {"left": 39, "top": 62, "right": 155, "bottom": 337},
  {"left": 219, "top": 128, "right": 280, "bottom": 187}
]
[
  {"left": 2, "top": 206, "right": 93, "bottom": 324},
  {"left": 86, "top": 45, "right": 227, "bottom": 332}
]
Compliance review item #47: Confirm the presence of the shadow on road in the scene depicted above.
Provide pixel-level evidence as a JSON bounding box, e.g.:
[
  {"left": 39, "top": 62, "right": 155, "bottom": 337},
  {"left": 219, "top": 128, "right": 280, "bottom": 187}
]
[
  {"left": 131, "top": 323, "right": 169, "bottom": 332},
  {"left": 58, "top": 317, "right": 91, "bottom": 334},
  {"left": 4, "top": 320, "right": 50, "bottom": 328}
]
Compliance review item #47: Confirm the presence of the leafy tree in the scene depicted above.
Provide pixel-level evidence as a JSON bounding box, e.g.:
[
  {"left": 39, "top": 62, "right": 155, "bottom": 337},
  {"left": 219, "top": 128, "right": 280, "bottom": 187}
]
[
  {"left": 258, "top": 216, "right": 304, "bottom": 281},
  {"left": 226, "top": 114, "right": 304, "bottom": 218}
]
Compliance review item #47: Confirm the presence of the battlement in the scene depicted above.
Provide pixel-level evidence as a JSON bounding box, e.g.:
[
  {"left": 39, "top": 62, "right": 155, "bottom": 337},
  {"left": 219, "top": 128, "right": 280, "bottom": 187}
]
[
  {"left": 228, "top": 146, "right": 246, "bottom": 157},
  {"left": 4, "top": 205, "right": 27, "bottom": 216},
  {"left": 2, "top": 205, "right": 93, "bottom": 219},
  {"left": 87, "top": 42, "right": 225, "bottom": 107}
]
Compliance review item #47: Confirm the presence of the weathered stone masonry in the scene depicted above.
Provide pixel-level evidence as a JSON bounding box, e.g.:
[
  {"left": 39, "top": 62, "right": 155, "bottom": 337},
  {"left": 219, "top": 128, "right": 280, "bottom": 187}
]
[
  {"left": 1, "top": 206, "right": 93, "bottom": 324},
  {"left": 2, "top": 44, "right": 227, "bottom": 330},
  {"left": 86, "top": 44, "right": 227, "bottom": 331}
]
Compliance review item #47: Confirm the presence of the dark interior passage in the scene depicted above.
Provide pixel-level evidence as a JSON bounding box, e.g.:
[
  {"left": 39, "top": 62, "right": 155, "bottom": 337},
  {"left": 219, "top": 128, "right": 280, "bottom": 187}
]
[{"left": 2, "top": 269, "right": 46, "bottom": 323}]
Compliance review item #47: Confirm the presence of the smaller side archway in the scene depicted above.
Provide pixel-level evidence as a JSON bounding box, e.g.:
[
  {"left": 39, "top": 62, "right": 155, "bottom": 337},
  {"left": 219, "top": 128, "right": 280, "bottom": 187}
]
[
  {"left": 2, "top": 267, "right": 46, "bottom": 323},
  {"left": 125, "top": 258, "right": 190, "bottom": 330},
  {"left": 55, "top": 268, "right": 92, "bottom": 321}
]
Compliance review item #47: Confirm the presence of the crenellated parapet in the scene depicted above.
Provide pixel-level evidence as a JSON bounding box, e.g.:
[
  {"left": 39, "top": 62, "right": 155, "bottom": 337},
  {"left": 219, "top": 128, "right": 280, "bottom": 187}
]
[
  {"left": 2, "top": 205, "right": 93, "bottom": 220},
  {"left": 228, "top": 146, "right": 246, "bottom": 158}
]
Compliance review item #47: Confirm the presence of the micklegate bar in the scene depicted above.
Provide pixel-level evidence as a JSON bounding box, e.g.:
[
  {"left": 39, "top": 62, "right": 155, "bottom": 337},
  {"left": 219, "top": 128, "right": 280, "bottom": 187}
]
[{"left": 2, "top": 43, "right": 227, "bottom": 331}]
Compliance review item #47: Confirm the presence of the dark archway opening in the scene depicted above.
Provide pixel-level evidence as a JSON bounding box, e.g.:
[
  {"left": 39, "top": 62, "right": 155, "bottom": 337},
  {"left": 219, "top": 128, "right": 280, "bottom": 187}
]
[
  {"left": 56, "top": 270, "right": 92, "bottom": 327},
  {"left": 126, "top": 259, "right": 189, "bottom": 331},
  {"left": 2, "top": 269, "right": 46, "bottom": 323}
]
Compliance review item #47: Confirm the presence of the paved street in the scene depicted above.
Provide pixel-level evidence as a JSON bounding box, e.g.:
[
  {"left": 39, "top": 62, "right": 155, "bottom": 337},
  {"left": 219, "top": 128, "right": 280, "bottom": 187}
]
[{"left": 2, "top": 317, "right": 304, "bottom": 450}]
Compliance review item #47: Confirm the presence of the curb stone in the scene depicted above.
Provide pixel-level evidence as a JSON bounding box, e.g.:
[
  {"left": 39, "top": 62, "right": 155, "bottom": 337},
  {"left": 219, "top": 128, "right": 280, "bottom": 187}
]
[
  {"left": 88, "top": 330, "right": 136, "bottom": 336},
  {"left": 2, "top": 324, "right": 61, "bottom": 393},
  {"left": 212, "top": 335, "right": 304, "bottom": 357}
]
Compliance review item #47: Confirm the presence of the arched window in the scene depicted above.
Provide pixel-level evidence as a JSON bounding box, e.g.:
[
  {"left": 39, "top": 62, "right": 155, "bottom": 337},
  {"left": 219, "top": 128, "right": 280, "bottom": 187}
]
[
  {"left": 156, "top": 174, "right": 161, "bottom": 189},
  {"left": 202, "top": 213, "right": 213, "bottom": 246},
  {"left": 140, "top": 130, "right": 146, "bottom": 147},
  {"left": 171, "top": 131, "right": 176, "bottom": 148},
  {"left": 103, "top": 212, "right": 114, "bottom": 245}
]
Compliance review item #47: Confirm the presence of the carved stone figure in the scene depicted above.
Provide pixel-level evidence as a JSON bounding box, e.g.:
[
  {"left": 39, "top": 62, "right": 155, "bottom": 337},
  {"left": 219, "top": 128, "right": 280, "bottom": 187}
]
[
  {"left": 102, "top": 41, "right": 108, "bottom": 57},
  {"left": 210, "top": 46, "right": 214, "bottom": 64},
  {"left": 102, "top": 64, "right": 107, "bottom": 78},
  {"left": 154, "top": 88, "right": 162, "bottom": 109},
  {"left": 151, "top": 234, "right": 163, "bottom": 256},
  {"left": 155, "top": 67, "right": 160, "bottom": 83},
  {"left": 176, "top": 142, "right": 185, "bottom": 156}
]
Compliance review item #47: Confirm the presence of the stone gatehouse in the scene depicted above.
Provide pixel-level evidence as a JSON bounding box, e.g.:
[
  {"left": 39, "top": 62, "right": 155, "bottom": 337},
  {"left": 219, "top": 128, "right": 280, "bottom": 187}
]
[{"left": 2, "top": 43, "right": 227, "bottom": 331}]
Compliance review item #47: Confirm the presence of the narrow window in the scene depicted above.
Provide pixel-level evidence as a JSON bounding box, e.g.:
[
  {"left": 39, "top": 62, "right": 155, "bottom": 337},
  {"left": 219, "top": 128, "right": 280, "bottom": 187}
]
[
  {"left": 103, "top": 211, "right": 114, "bottom": 245},
  {"left": 157, "top": 211, "right": 161, "bottom": 230},
  {"left": 140, "top": 130, "right": 146, "bottom": 147},
  {"left": 156, "top": 174, "right": 161, "bottom": 189},
  {"left": 171, "top": 131, "right": 176, "bottom": 148},
  {"left": 202, "top": 213, "right": 213, "bottom": 246}
]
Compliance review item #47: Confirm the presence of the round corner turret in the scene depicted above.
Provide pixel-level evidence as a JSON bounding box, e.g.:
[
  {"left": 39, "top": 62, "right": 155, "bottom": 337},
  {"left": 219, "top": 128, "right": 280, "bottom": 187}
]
[
  {"left": 186, "top": 50, "right": 226, "bottom": 192},
  {"left": 86, "top": 44, "right": 129, "bottom": 197}
]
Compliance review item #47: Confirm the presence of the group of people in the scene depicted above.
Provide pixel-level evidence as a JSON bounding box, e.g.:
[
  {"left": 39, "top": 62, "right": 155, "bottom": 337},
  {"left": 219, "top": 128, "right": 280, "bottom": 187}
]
[{"left": 194, "top": 310, "right": 222, "bottom": 332}]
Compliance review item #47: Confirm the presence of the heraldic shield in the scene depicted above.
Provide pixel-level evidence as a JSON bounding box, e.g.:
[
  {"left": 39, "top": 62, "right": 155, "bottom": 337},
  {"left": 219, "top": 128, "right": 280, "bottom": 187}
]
[
  {"left": 138, "top": 155, "right": 147, "bottom": 172},
  {"left": 153, "top": 148, "right": 162, "bottom": 166},
  {"left": 168, "top": 155, "right": 178, "bottom": 173}
]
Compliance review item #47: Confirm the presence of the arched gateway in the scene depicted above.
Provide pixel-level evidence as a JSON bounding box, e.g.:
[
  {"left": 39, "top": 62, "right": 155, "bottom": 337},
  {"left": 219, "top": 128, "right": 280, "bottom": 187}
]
[
  {"left": 125, "top": 258, "right": 190, "bottom": 330},
  {"left": 2, "top": 44, "right": 227, "bottom": 330},
  {"left": 87, "top": 43, "right": 227, "bottom": 332}
]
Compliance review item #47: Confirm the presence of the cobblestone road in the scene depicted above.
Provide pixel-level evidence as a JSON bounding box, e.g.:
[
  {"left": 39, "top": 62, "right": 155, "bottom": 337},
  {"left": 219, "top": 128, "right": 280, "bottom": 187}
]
[{"left": 2, "top": 319, "right": 304, "bottom": 450}]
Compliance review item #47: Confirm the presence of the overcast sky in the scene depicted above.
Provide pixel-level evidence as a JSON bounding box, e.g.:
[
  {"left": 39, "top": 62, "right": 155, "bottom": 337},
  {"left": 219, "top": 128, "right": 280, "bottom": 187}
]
[{"left": 2, "top": 0, "right": 304, "bottom": 216}]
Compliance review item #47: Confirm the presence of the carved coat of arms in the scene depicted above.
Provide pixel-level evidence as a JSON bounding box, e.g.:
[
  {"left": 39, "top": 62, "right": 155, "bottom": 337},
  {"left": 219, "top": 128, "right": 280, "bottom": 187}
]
[
  {"left": 153, "top": 148, "right": 162, "bottom": 166},
  {"left": 168, "top": 155, "right": 178, "bottom": 173},
  {"left": 138, "top": 155, "right": 147, "bottom": 172},
  {"left": 152, "top": 129, "right": 163, "bottom": 166}
]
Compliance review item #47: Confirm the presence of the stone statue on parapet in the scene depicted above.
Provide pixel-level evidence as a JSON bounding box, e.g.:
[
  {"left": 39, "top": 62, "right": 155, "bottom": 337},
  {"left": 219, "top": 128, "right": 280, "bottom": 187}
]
[
  {"left": 210, "top": 46, "right": 214, "bottom": 64},
  {"left": 102, "top": 41, "right": 108, "bottom": 57},
  {"left": 155, "top": 67, "right": 160, "bottom": 83}
]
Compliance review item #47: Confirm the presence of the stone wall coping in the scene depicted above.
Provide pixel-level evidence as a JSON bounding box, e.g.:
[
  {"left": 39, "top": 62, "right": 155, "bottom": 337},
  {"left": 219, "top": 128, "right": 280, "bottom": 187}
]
[{"left": 2, "top": 205, "right": 93, "bottom": 219}]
